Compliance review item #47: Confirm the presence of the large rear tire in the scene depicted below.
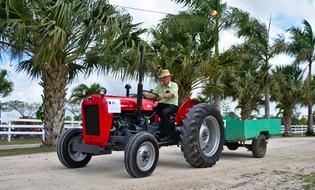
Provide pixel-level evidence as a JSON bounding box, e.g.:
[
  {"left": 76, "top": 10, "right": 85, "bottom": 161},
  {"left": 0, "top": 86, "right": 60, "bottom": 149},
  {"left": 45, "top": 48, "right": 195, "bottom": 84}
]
[
  {"left": 181, "top": 103, "right": 224, "bottom": 168},
  {"left": 124, "top": 132, "right": 159, "bottom": 178},
  {"left": 252, "top": 134, "right": 267, "bottom": 158},
  {"left": 57, "top": 128, "right": 92, "bottom": 168}
]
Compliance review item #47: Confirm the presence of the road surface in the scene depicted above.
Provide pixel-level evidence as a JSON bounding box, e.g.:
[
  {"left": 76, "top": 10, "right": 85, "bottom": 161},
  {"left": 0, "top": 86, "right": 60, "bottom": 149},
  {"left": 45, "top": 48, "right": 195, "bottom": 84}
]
[{"left": 0, "top": 137, "right": 314, "bottom": 190}]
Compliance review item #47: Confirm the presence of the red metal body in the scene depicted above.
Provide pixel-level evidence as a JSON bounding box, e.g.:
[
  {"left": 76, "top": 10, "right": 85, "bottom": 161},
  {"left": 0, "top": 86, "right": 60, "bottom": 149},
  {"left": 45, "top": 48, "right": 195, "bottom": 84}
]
[
  {"left": 81, "top": 95, "right": 157, "bottom": 146},
  {"left": 81, "top": 94, "right": 198, "bottom": 147}
]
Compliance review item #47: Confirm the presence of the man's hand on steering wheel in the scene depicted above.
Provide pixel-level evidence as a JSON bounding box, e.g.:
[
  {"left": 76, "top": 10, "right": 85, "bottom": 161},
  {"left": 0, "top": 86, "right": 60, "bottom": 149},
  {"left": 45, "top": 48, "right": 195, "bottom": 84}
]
[{"left": 142, "top": 90, "right": 159, "bottom": 100}]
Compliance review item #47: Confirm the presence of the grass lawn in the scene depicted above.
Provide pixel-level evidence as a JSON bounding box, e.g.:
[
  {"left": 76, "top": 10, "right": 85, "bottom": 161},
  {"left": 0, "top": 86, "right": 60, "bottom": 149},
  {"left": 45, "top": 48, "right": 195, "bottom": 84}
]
[
  {"left": 0, "top": 146, "right": 56, "bottom": 157},
  {"left": 303, "top": 172, "right": 315, "bottom": 190},
  {"left": 0, "top": 137, "right": 42, "bottom": 145}
]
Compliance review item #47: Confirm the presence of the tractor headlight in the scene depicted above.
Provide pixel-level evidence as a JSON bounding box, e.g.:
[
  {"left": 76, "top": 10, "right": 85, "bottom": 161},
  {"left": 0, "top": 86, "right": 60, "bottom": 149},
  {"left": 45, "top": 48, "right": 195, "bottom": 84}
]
[{"left": 100, "top": 87, "right": 107, "bottom": 96}]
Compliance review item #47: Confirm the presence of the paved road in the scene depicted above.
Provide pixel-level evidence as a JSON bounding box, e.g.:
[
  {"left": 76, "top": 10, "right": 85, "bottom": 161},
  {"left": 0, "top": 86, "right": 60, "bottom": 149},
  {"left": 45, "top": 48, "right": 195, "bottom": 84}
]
[{"left": 0, "top": 137, "right": 314, "bottom": 190}]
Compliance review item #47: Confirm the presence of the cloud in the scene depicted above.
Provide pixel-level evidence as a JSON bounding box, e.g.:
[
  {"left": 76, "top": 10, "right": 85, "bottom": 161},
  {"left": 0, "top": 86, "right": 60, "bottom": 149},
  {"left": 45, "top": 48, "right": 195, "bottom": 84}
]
[
  {"left": 219, "top": 30, "right": 244, "bottom": 52},
  {"left": 68, "top": 72, "right": 156, "bottom": 98},
  {"left": 225, "top": 0, "right": 315, "bottom": 29},
  {"left": 109, "top": 0, "right": 185, "bottom": 29}
]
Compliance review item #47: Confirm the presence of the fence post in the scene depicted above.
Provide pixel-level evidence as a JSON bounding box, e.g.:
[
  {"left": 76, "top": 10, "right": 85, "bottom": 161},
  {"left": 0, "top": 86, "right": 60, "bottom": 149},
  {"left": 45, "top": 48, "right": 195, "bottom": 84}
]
[
  {"left": 71, "top": 117, "right": 74, "bottom": 129},
  {"left": 8, "top": 121, "right": 11, "bottom": 142},
  {"left": 42, "top": 124, "right": 45, "bottom": 142}
]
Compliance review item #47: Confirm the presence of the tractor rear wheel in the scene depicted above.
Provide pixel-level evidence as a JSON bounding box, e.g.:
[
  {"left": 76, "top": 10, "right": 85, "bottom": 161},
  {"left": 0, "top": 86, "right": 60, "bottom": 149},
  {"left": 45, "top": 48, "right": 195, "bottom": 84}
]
[
  {"left": 57, "top": 128, "right": 92, "bottom": 168},
  {"left": 124, "top": 132, "right": 159, "bottom": 178},
  {"left": 181, "top": 103, "right": 224, "bottom": 168},
  {"left": 252, "top": 134, "right": 267, "bottom": 158}
]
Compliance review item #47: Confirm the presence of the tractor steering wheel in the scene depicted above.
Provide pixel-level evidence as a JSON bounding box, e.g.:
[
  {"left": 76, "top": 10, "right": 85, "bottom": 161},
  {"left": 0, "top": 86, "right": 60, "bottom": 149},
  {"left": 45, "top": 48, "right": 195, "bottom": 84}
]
[
  {"left": 142, "top": 90, "right": 159, "bottom": 100},
  {"left": 129, "top": 90, "right": 159, "bottom": 100}
]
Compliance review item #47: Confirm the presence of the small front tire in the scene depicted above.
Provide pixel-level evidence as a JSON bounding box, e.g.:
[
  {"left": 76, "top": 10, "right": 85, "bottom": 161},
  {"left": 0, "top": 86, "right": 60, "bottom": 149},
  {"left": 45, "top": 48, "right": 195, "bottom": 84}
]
[
  {"left": 57, "top": 128, "right": 92, "bottom": 168},
  {"left": 124, "top": 132, "right": 159, "bottom": 178}
]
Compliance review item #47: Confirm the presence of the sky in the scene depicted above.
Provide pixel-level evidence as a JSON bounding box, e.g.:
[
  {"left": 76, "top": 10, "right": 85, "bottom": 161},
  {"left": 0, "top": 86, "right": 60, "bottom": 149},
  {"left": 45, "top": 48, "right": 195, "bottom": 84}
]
[{"left": 1, "top": 0, "right": 315, "bottom": 119}]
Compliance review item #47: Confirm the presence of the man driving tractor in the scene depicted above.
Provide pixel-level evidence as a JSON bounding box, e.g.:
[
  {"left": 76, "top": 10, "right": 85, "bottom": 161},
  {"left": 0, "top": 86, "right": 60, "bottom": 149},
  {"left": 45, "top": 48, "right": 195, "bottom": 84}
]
[{"left": 143, "top": 69, "right": 178, "bottom": 140}]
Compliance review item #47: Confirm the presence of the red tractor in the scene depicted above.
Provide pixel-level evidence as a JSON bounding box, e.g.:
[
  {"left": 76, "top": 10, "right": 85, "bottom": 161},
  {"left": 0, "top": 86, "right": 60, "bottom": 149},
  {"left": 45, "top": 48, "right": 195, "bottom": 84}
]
[{"left": 57, "top": 48, "right": 224, "bottom": 178}]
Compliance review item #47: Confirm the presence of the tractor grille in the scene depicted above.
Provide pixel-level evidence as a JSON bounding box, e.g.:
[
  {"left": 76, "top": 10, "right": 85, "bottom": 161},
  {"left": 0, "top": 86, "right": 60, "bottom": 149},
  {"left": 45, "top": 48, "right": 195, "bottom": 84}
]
[{"left": 84, "top": 105, "right": 100, "bottom": 136}]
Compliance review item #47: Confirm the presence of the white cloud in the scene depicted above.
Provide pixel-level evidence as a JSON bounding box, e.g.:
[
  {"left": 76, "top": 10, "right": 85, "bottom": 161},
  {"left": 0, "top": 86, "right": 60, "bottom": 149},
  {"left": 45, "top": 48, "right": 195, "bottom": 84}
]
[
  {"left": 67, "top": 72, "right": 156, "bottom": 98},
  {"left": 269, "top": 54, "right": 295, "bottom": 67},
  {"left": 219, "top": 30, "right": 244, "bottom": 52},
  {"left": 109, "top": 0, "right": 185, "bottom": 29},
  {"left": 225, "top": 0, "right": 315, "bottom": 27}
]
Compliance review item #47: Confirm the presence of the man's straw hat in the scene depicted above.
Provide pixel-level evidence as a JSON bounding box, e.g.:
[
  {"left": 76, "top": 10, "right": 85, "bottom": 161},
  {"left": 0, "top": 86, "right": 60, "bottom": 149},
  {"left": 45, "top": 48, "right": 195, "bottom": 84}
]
[{"left": 158, "top": 69, "right": 173, "bottom": 78}]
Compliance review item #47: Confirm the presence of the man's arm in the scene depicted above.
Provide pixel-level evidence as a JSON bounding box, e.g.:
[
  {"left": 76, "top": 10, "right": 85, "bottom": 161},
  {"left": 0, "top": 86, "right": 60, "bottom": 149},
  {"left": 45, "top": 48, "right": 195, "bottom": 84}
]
[
  {"left": 143, "top": 91, "right": 158, "bottom": 99},
  {"left": 160, "top": 83, "right": 178, "bottom": 99}
]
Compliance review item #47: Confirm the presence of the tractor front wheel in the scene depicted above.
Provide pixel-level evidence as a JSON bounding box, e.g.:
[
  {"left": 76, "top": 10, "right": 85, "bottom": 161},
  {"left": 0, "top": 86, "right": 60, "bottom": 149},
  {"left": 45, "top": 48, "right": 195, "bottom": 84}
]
[
  {"left": 181, "top": 103, "right": 224, "bottom": 168},
  {"left": 124, "top": 132, "right": 159, "bottom": 178},
  {"left": 57, "top": 128, "right": 92, "bottom": 168}
]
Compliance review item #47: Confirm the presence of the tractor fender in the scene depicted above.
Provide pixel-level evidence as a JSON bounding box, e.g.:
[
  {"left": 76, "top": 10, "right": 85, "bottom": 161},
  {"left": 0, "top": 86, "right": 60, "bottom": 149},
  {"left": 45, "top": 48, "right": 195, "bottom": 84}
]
[{"left": 175, "top": 99, "right": 200, "bottom": 126}]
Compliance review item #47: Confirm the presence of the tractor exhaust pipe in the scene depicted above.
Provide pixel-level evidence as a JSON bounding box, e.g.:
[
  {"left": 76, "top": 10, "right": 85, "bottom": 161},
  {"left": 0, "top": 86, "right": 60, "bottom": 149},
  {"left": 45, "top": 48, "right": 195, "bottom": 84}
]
[{"left": 137, "top": 46, "right": 144, "bottom": 111}]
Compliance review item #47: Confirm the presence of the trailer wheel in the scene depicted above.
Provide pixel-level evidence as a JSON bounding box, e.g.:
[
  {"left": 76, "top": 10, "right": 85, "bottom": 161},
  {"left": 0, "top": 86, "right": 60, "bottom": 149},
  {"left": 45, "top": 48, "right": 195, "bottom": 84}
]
[
  {"left": 225, "top": 142, "right": 239, "bottom": 150},
  {"left": 57, "top": 128, "right": 92, "bottom": 168},
  {"left": 181, "top": 104, "right": 224, "bottom": 168},
  {"left": 251, "top": 134, "right": 267, "bottom": 158},
  {"left": 124, "top": 132, "right": 159, "bottom": 178}
]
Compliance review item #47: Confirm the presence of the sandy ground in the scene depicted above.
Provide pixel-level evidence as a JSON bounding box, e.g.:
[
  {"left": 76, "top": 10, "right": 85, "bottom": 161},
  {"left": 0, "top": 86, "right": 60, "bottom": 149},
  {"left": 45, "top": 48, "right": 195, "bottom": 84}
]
[{"left": 0, "top": 137, "right": 315, "bottom": 190}]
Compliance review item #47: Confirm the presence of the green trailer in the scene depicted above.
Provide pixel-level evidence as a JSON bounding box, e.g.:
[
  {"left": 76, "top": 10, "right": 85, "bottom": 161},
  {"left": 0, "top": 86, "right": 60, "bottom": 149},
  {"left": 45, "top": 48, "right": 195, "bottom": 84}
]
[{"left": 223, "top": 117, "right": 281, "bottom": 158}]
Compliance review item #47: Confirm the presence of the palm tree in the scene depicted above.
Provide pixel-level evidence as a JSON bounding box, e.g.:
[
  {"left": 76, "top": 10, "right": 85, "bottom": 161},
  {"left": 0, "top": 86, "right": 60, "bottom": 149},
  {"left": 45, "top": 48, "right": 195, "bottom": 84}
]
[
  {"left": 0, "top": 69, "right": 13, "bottom": 121},
  {"left": 286, "top": 20, "right": 315, "bottom": 135},
  {"left": 0, "top": 70, "right": 13, "bottom": 98},
  {"left": 150, "top": 12, "right": 215, "bottom": 101},
  {"left": 271, "top": 65, "right": 303, "bottom": 136},
  {"left": 220, "top": 44, "right": 265, "bottom": 120},
  {"left": 0, "top": 0, "right": 144, "bottom": 145},
  {"left": 172, "top": 0, "right": 248, "bottom": 109},
  {"left": 70, "top": 83, "right": 102, "bottom": 104},
  {"left": 237, "top": 17, "right": 284, "bottom": 118}
]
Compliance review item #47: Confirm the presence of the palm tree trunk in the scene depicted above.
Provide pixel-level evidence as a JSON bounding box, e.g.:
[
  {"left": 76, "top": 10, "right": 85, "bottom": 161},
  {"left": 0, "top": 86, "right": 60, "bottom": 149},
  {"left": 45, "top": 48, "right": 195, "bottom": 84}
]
[
  {"left": 264, "top": 87, "right": 270, "bottom": 119},
  {"left": 0, "top": 102, "right": 1, "bottom": 124},
  {"left": 42, "top": 66, "right": 68, "bottom": 146},
  {"left": 307, "top": 103, "right": 313, "bottom": 135},
  {"left": 283, "top": 110, "right": 292, "bottom": 137},
  {"left": 307, "top": 61, "right": 314, "bottom": 136},
  {"left": 240, "top": 106, "right": 250, "bottom": 120},
  {"left": 213, "top": 94, "right": 221, "bottom": 111},
  {"left": 214, "top": 0, "right": 220, "bottom": 57}
]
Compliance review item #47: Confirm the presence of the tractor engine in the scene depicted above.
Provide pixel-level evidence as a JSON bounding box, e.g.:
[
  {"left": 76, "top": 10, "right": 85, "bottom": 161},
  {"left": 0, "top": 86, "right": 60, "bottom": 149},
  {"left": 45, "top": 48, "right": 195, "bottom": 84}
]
[{"left": 81, "top": 93, "right": 157, "bottom": 149}]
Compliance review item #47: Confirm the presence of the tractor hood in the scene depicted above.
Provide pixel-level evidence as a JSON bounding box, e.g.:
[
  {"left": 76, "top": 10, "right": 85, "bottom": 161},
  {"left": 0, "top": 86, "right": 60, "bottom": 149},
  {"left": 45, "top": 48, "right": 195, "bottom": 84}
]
[{"left": 82, "top": 95, "right": 157, "bottom": 112}]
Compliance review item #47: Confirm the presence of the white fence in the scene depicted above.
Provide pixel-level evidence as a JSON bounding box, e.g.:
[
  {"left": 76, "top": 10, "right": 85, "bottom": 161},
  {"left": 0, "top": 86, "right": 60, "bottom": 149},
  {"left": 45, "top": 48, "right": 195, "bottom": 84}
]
[
  {"left": 0, "top": 119, "right": 315, "bottom": 142},
  {"left": 281, "top": 125, "right": 315, "bottom": 136},
  {"left": 0, "top": 119, "right": 82, "bottom": 142}
]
